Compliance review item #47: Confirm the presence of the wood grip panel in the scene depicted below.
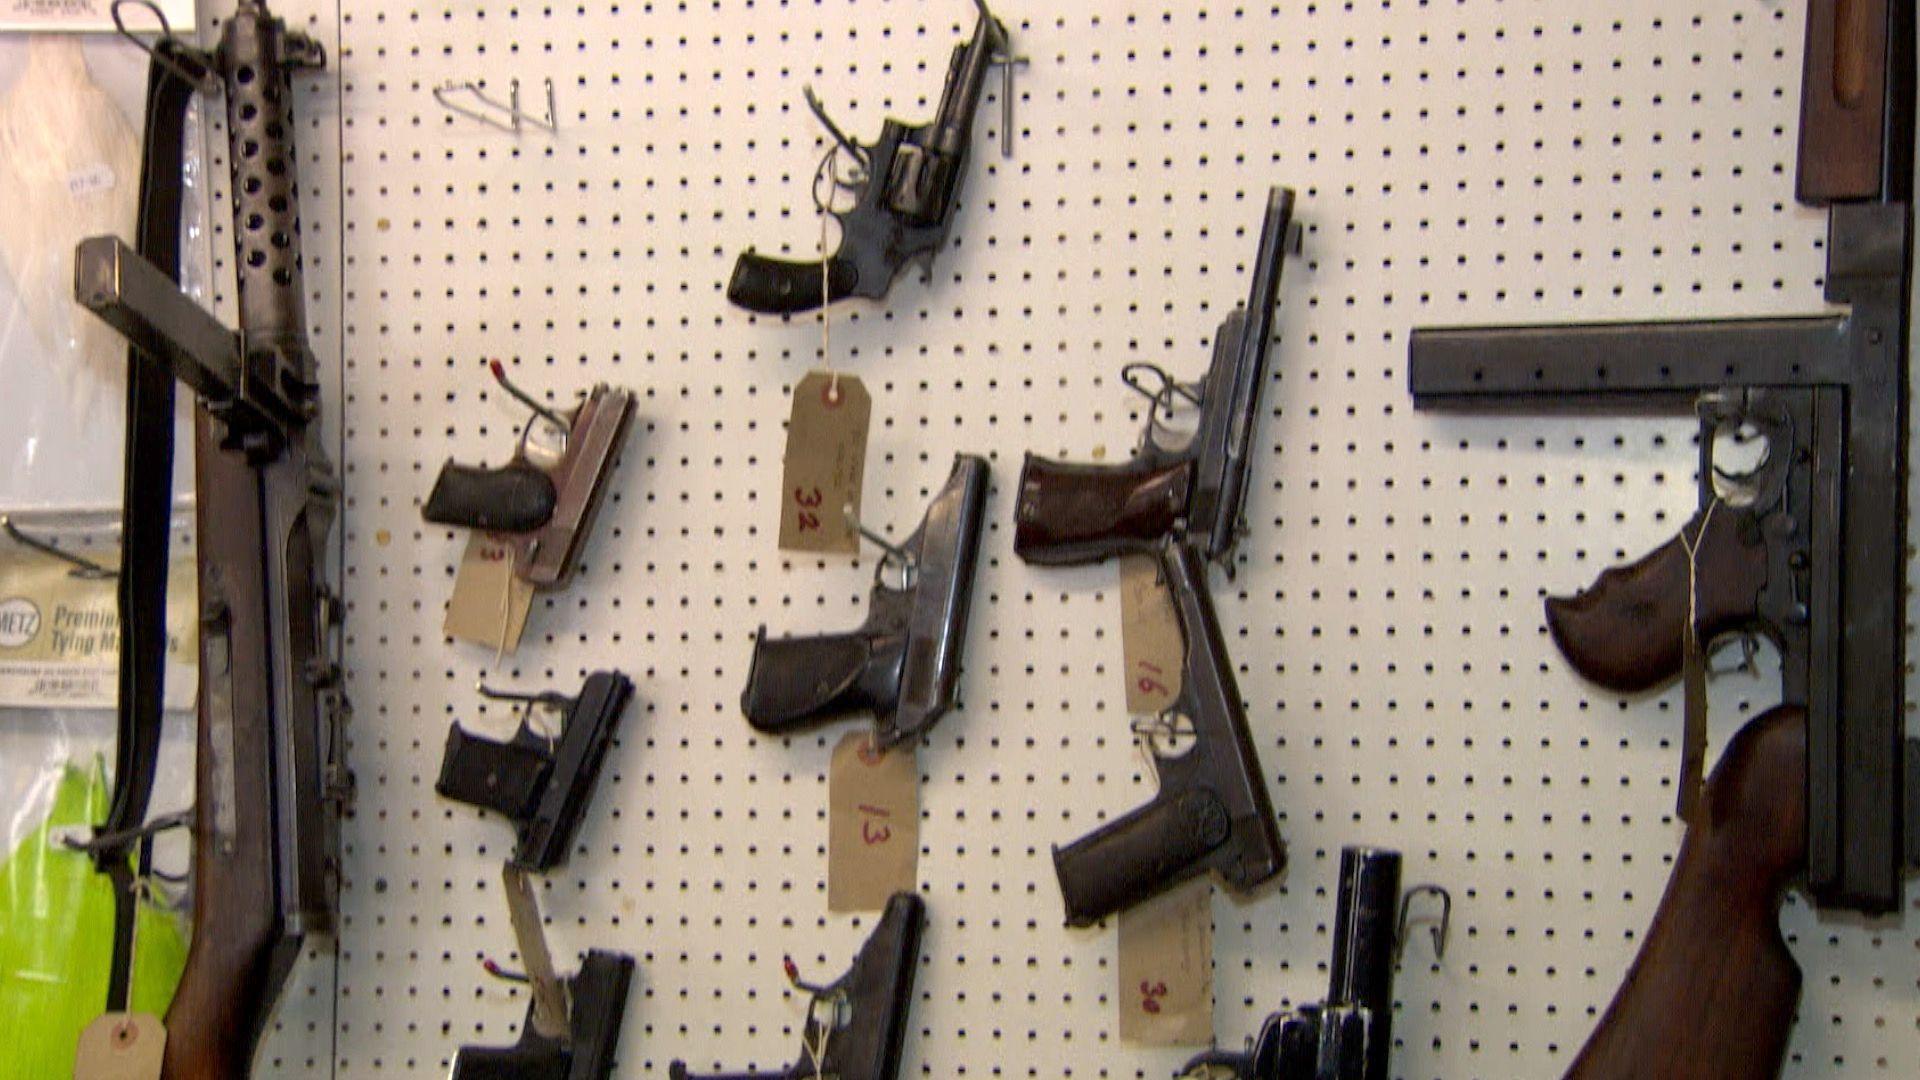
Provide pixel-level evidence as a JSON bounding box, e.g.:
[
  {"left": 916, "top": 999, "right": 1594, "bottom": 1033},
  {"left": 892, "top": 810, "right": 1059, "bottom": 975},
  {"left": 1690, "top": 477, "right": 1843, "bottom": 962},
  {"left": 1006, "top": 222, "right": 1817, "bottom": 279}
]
[
  {"left": 1566, "top": 707, "right": 1807, "bottom": 1080},
  {"left": 1795, "top": 0, "right": 1889, "bottom": 203},
  {"left": 162, "top": 413, "right": 289, "bottom": 1079},
  {"left": 1543, "top": 509, "right": 1767, "bottom": 693},
  {"left": 1013, "top": 453, "right": 1193, "bottom": 565}
]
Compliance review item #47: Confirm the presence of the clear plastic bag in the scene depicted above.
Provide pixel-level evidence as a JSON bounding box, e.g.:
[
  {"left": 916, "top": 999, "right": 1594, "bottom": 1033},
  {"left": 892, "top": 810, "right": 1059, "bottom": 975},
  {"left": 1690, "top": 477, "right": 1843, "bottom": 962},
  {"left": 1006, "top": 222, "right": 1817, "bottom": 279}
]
[
  {"left": 0, "top": 32, "right": 206, "bottom": 1072},
  {"left": 0, "top": 33, "right": 202, "bottom": 510}
]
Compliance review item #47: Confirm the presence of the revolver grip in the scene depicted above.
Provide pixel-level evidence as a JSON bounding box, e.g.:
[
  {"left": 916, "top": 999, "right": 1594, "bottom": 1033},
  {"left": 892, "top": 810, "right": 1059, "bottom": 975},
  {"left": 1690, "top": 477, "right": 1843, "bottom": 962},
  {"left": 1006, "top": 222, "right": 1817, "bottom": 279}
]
[
  {"left": 1544, "top": 509, "right": 1767, "bottom": 693},
  {"left": 423, "top": 459, "right": 557, "bottom": 533},
  {"left": 741, "top": 627, "right": 882, "bottom": 735},
  {"left": 1013, "top": 453, "right": 1194, "bottom": 565},
  {"left": 1053, "top": 788, "right": 1231, "bottom": 927},
  {"left": 728, "top": 251, "right": 861, "bottom": 314}
]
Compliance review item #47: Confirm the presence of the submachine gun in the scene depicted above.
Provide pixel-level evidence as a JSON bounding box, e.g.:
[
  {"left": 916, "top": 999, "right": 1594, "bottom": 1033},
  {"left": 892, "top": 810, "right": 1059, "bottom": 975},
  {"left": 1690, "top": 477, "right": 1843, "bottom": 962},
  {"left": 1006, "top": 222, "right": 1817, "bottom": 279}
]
[
  {"left": 72, "top": 2, "right": 349, "bottom": 1074},
  {"left": 1407, "top": 2, "right": 1917, "bottom": 1075}
]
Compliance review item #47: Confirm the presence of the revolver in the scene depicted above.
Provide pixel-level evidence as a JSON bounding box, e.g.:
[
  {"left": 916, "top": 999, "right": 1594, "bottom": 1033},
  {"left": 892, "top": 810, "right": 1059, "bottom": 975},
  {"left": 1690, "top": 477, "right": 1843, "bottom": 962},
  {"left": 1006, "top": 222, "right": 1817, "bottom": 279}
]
[
  {"left": 726, "top": 0, "right": 1016, "bottom": 314},
  {"left": 422, "top": 360, "right": 634, "bottom": 589},
  {"left": 1015, "top": 186, "right": 1295, "bottom": 567},
  {"left": 669, "top": 892, "right": 926, "bottom": 1080},
  {"left": 1053, "top": 540, "right": 1285, "bottom": 926},
  {"left": 1181, "top": 847, "right": 1447, "bottom": 1080},
  {"left": 741, "top": 455, "right": 989, "bottom": 748}
]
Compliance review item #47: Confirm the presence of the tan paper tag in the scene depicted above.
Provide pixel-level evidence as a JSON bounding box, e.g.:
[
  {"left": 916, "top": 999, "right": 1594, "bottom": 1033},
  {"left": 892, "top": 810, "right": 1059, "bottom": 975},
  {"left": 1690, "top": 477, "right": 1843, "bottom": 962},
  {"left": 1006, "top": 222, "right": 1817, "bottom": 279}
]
[
  {"left": 443, "top": 533, "right": 534, "bottom": 653},
  {"left": 73, "top": 1012, "right": 166, "bottom": 1080},
  {"left": 827, "top": 730, "right": 919, "bottom": 912},
  {"left": 779, "top": 371, "right": 870, "bottom": 555},
  {"left": 1119, "top": 554, "right": 1183, "bottom": 714},
  {"left": 1116, "top": 877, "right": 1214, "bottom": 1045},
  {"left": 0, "top": 544, "right": 196, "bottom": 711}
]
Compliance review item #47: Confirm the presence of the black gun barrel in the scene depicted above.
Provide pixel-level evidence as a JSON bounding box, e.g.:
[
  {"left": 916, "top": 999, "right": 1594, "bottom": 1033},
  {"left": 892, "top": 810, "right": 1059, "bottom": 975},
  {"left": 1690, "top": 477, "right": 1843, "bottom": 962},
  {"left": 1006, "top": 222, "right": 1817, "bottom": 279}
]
[
  {"left": 928, "top": 6, "right": 1006, "bottom": 157},
  {"left": 1189, "top": 185, "right": 1295, "bottom": 559},
  {"left": 1327, "top": 847, "right": 1402, "bottom": 1080}
]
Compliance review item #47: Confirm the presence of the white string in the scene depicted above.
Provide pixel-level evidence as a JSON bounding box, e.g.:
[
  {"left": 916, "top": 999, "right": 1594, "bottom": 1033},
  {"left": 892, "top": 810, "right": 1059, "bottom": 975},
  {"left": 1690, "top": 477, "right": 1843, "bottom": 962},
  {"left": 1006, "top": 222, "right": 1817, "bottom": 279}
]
[
  {"left": 1677, "top": 498, "right": 1721, "bottom": 655},
  {"left": 819, "top": 147, "right": 839, "bottom": 403}
]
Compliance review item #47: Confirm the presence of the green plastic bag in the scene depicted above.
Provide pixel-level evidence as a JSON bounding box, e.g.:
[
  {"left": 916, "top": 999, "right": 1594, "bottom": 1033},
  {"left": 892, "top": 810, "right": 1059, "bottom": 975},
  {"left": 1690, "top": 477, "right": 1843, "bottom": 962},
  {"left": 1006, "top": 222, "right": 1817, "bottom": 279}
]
[{"left": 0, "top": 762, "right": 188, "bottom": 1077}]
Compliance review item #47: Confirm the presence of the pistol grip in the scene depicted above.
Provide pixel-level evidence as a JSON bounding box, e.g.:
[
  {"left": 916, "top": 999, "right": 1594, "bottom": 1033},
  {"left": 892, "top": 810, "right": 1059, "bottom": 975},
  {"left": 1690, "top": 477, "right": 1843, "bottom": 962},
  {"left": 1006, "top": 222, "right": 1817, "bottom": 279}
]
[
  {"left": 1053, "top": 788, "right": 1231, "bottom": 926},
  {"left": 1544, "top": 510, "right": 1766, "bottom": 692},
  {"left": 741, "top": 627, "right": 883, "bottom": 735},
  {"left": 728, "top": 251, "right": 860, "bottom": 314},
  {"left": 435, "top": 723, "right": 552, "bottom": 819},
  {"left": 1014, "top": 453, "right": 1194, "bottom": 565},
  {"left": 423, "top": 459, "right": 557, "bottom": 533}
]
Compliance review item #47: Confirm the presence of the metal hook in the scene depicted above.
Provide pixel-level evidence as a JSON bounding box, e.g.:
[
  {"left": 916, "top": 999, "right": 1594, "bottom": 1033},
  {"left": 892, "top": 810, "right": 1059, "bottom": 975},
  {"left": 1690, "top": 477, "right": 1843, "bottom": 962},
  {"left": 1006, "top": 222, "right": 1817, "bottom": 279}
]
[
  {"left": 843, "top": 504, "right": 918, "bottom": 588},
  {"left": 2, "top": 517, "right": 117, "bottom": 580},
  {"left": 433, "top": 77, "right": 558, "bottom": 134},
  {"left": 477, "top": 682, "right": 576, "bottom": 712},
  {"left": 489, "top": 360, "right": 570, "bottom": 434},
  {"left": 803, "top": 86, "right": 870, "bottom": 174},
  {"left": 990, "top": 55, "right": 1030, "bottom": 160},
  {"left": 1396, "top": 883, "right": 1452, "bottom": 961},
  {"left": 1120, "top": 361, "right": 1205, "bottom": 454},
  {"left": 111, "top": 0, "right": 213, "bottom": 91}
]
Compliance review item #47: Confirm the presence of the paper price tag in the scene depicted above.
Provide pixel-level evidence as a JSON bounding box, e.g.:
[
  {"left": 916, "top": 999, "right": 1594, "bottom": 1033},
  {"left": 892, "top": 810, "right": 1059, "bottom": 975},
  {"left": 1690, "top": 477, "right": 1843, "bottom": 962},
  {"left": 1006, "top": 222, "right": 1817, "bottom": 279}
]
[
  {"left": 1119, "top": 554, "right": 1184, "bottom": 714},
  {"left": 827, "top": 731, "right": 919, "bottom": 912},
  {"left": 1116, "top": 878, "right": 1214, "bottom": 1045},
  {"left": 443, "top": 533, "right": 535, "bottom": 654},
  {"left": 779, "top": 372, "right": 870, "bottom": 555},
  {"left": 73, "top": 1012, "right": 165, "bottom": 1080}
]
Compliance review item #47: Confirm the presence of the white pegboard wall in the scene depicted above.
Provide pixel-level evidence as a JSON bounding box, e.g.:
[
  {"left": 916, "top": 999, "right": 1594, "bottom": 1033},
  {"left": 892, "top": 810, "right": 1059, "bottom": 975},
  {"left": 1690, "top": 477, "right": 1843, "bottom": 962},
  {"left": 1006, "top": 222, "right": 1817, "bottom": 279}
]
[{"left": 246, "top": 1, "right": 1920, "bottom": 1077}]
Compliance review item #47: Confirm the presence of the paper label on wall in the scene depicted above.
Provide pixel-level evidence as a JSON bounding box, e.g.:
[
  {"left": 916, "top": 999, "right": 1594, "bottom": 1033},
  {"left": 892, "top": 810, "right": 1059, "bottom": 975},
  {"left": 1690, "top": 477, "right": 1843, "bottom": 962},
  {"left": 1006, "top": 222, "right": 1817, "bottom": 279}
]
[
  {"left": 0, "top": 1, "right": 195, "bottom": 33},
  {"left": 779, "top": 371, "right": 869, "bottom": 555},
  {"left": 443, "top": 532, "right": 535, "bottom": 654},
  {"left": 1116, "top": 877, "right": 1213, "bottom": 1045},
  {"left": 0, "top": 545, "right": 196, "bottom": 711},
  {"left": 1119, "top": 554, "right": 1183, "bottom": 714},
  {"left": 73, "top": 1012, "right": 166, "bottom": 1080},
  {"left": 827, "top": 730, "right": 919, "bottom": 911}
]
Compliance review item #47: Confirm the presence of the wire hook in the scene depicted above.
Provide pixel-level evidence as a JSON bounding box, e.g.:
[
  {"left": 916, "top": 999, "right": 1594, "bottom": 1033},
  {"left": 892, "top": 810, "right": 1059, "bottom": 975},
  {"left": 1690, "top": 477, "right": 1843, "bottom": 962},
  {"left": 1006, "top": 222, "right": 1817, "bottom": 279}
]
[
  {"left": 1396, "top": 883, "right": 1452, "bottom": 961},
  {"left": 433, "top": 77, "right": 558, "bottom": 134},
  {"left": 843, "top": 504, "right": 917, "bottom": 589},
  {"left": 111, "top": 0, "right": 214, "bottom": 91},
  {"left": 2, "top": 517, "right": 117, "bottom": 580}
]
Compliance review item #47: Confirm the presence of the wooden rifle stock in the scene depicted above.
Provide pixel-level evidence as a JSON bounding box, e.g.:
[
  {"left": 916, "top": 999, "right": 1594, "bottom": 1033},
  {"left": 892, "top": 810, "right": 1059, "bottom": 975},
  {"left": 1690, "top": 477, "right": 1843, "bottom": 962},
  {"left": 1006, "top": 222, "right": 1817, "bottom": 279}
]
[
  {"left": 161, "top": 414, "right": 296, "bottom": 1078},
  {"left": 1566, "top": 707, "right": 1806, "bottom": 1080}
]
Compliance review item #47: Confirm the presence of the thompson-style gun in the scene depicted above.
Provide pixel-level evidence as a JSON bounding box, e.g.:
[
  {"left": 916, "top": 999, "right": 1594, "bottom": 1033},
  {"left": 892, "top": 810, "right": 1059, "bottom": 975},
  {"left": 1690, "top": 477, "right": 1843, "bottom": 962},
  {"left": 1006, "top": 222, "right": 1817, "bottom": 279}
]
[
  {"left": 726, "top": 0, "right": 1017, "bottom": 314},
  {"left": 1052, "top": 541, "right": 1285, "bottom": 926},
  {"left": 1015, "top": 186, "right": 1296, "bottom": 568},
  {"left": 72, "top": 2, "right": 349, "bottom": 1075},
  {"left": 1408, "top": 1, "right": 1917, "bottom": 1075},
  {"left": 741, "top": 455, "right": 989, "bottom": 748}
]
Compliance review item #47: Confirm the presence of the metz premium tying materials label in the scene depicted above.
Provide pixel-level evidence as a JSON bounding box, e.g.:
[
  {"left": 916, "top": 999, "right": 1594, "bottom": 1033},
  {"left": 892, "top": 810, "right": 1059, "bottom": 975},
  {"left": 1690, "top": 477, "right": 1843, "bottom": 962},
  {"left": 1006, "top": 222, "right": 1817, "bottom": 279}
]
[
  {"left": 1116, "top": 877, "right": 1214, "bottom": 1045},
  {"left": 1119, "top": 554, "right": 1183, "bottom": 714},
  {"left": 72, "top": 1012, "right": 166, "bottom": 1080},
  {"left": 779, "top": 371, "right": 870, "bottom": 555},
  {"left": 443, "top": 532, "right": 535, "bottom": 654},
  {"left": 827, "top": 730, "right": 919, "bottom": 912},
  {"left": 0, "top": 546, "right": 195, "bottom": 711}
]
